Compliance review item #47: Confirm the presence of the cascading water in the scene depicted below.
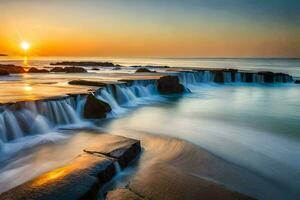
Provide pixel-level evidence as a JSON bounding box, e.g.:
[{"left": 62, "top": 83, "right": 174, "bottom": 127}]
[
  {"left": 0, "top": 71, "right": 293, "bottom": 147},
  {"left": 0, "top": 96, "right": 85, "bottom": 144},
  {"left": 95, "top": 80, "right": 159, "bottom": 116},
  {"left": 177, "top": 70, "right": 293, "bottom": 85}
]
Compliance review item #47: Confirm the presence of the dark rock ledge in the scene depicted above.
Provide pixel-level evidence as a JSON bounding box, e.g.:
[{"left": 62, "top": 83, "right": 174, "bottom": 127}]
[
  {"left": 157, "top": 76, "right": 185, "bottom": 94},
  {"left": 69, "top": 80, "right": 107, "bottom": 87},
  {"left": 50, "top": 66, "right": 87, "bottom": 73},
  {"left": 0, "top": 135, "right": 141, "bottom": 200},
  {"left": 0, "top": 64, "right": 25, "bottom": 74},
  {"left": 135, "top": 68, "right": 156, "bottom": 73},
  {"left": 84, "top": 94, "right": 112, "bottom": 119},
  {"left": 50, "top": 61, "right": 121, "bottom": 68}
]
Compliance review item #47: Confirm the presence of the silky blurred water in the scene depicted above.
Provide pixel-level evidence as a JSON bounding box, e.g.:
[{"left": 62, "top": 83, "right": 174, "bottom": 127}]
[
  {"left": 1, "top": 57, "right": 300, "bottom": 199},
  {"left": 103, "top": 83, "right": 300, "bottom": 199}
]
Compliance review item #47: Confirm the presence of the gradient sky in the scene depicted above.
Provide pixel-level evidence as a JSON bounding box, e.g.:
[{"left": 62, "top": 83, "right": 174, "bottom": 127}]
[{"left": 0, "top": 0, "right": 299, "bottom": 57}]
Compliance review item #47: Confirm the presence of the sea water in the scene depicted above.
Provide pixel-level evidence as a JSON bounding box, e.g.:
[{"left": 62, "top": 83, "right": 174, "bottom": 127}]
[{"left": 0, "top": 57, "right": 300, "bottom": 199}]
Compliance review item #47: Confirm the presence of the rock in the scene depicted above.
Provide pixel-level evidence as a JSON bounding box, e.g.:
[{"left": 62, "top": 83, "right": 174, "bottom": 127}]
[
  {"left": 0, "top": 69, "right": 9, "bottom": 76},
  {"left": 157, "top": 76, "right": 184, "bottom": 94},
  {"left": 212, "top": 69, "right": 238, "bottom": 83},
  {"left": 125, "top": 162, "right": 254, "bottom": 200},
  {"left": 64, "top": 66, "right": 87, "bottom": 73},
  {"left": 50, "top": 67, "right": 65, "bottom": 72},
  {"left": 85, "top": 136, "right": 141, "bottom": 169},
  {"left": 91, "top": 67, "right": 100, "bottom": 70},
  {"left": 50, "top": 67, "right": 87, "bottom": 73},
  {"left": 213, "top": 70, "right": 224, "bottom": 83},
  {"left": 295, "top": 80, "right": 300, "bottom": 84},
  {"left": 0, "top": 154, "right": 115, "bottom": 200},
  {"left": 106, "top": 189, "right": 143, "bottom": 200},
  {"left": 0, "top": 134, "right": 141, "bottom": 200},
  {"left": 84, "top": 94, "right": 111, "bottom": 119},
  {"left": 241, "top": 72, "right": 253, "bottom": 82},
  {"left": 28, "top": 67, "right": 49, "bottom": 73},
  {"left": 112, "top": 67, "right": 121, "bottom": 70},
  {"left": 274, "top": 73, "right": 293, "bottom": 83},
  {"left": 135, "top": 68, "right": 155, "bottom": 73},
  {"left": 0, "top": 64, "right": 25, "bottom": 73},
  {"left": 50, "top": 61, "right": 118, "bottom": 67},
  {"left": 258, "top": 71, "right": 274, "bottom": 83},
  {"left": 69, "top": 80, "right": 107, "bottom": 87}
]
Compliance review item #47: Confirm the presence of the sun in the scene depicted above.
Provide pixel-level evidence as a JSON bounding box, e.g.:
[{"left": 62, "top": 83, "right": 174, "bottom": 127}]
[{"left": 21, "top": 41, "right": 30, "bottom": 51}]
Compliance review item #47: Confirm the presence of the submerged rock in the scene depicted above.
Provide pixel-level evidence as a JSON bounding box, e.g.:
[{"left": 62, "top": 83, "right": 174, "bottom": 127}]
[
  {"left": 28, "top": 67, "right": 49, "bottom": 73},
  {"left": 157, "top": 76, "right": 184, "bottom": 94},
  {"left": 135, "top": 68, "right": 155, "bottom": 73},
  {"left": 84, "top": 94, "right": 111, "bottom": 119},
  {"left": 0, "top": 69, "right": 9, "bottom": 76},
  {"left": 295, "top": 80, "right": 300, "bottom": 84}
]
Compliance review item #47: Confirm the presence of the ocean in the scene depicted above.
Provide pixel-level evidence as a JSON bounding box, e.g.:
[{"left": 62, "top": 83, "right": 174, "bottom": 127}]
[{"left": 0, "top": 57, "right": 299, "bottom": 199}]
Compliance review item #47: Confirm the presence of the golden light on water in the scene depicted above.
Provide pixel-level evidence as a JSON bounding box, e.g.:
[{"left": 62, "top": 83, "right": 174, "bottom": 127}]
[
  {"left": 20, "top": 41, "right": 30, "bottom": 51},
  {"left": 23, "top": 84, "right": 32, "bottom": 92}
]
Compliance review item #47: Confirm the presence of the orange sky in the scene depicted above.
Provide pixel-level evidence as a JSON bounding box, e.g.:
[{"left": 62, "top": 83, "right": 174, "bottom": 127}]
[{"left": 0, "top": 0, "right": 299, "bottom": 57}]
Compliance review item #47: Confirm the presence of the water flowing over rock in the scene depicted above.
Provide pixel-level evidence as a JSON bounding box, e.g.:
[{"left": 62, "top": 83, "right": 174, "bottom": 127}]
[
  {"left": 0, "top": 69, "right": 293, "bottom": 144},
  {"left": 84, "top": 94, "right": 112, "bottom": 119},
  {"left": 0, "top": 96, "right": 83, "bottom": 142},
  {"left": 177, "top": 69, "right": 293, "bottom": 84},
  {"left": 157, "top": 76, "right": 185, "bottom": 94}
]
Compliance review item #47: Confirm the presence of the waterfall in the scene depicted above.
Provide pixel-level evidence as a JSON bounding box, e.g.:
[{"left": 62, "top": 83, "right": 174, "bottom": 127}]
[
  {"left": 0, "top": 96, "right": 85, "bottom": 143},
  {"left": 177, "top": 70, "right": 293, "bottom": 85},
  {"left": 0, "top": 70, "right": 293, "bottom": 145},
  {"left": 95, "top": 80, "right": 159, "bottom": 115}
]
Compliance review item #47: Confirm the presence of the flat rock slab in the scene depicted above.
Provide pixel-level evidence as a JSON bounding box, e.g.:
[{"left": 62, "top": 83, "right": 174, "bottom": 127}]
[
  {"left": 114, "top": 162, "right": 254, "bottom": 200},
  {"left": 84, "top": 135, "right": 141, "bottom": 169},
  {"left": 0, "top": 135, "right": 141, "bottom": 200},
  {"left": 106, "top": 189, "right": 144, "bottom": 200}
]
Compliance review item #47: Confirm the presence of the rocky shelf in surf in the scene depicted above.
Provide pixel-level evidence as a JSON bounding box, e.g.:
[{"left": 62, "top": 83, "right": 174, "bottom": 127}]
[
  {"left": 50, "top": 61, "right": 122, "bottom": 68},
  {"left": 0, "top": 134, "right": 141, "bottom": 200},
  {"left": 0, "top": 69, "right": 294, "bottom": 144},
  {"left": 175, "top": 68, "right": 294, "bottom": 84}
]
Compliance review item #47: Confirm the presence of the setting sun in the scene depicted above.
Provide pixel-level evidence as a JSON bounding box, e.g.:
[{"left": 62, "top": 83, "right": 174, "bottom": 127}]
[{"left": 20, "top": 41, "right": 30, "bottom": 51}]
